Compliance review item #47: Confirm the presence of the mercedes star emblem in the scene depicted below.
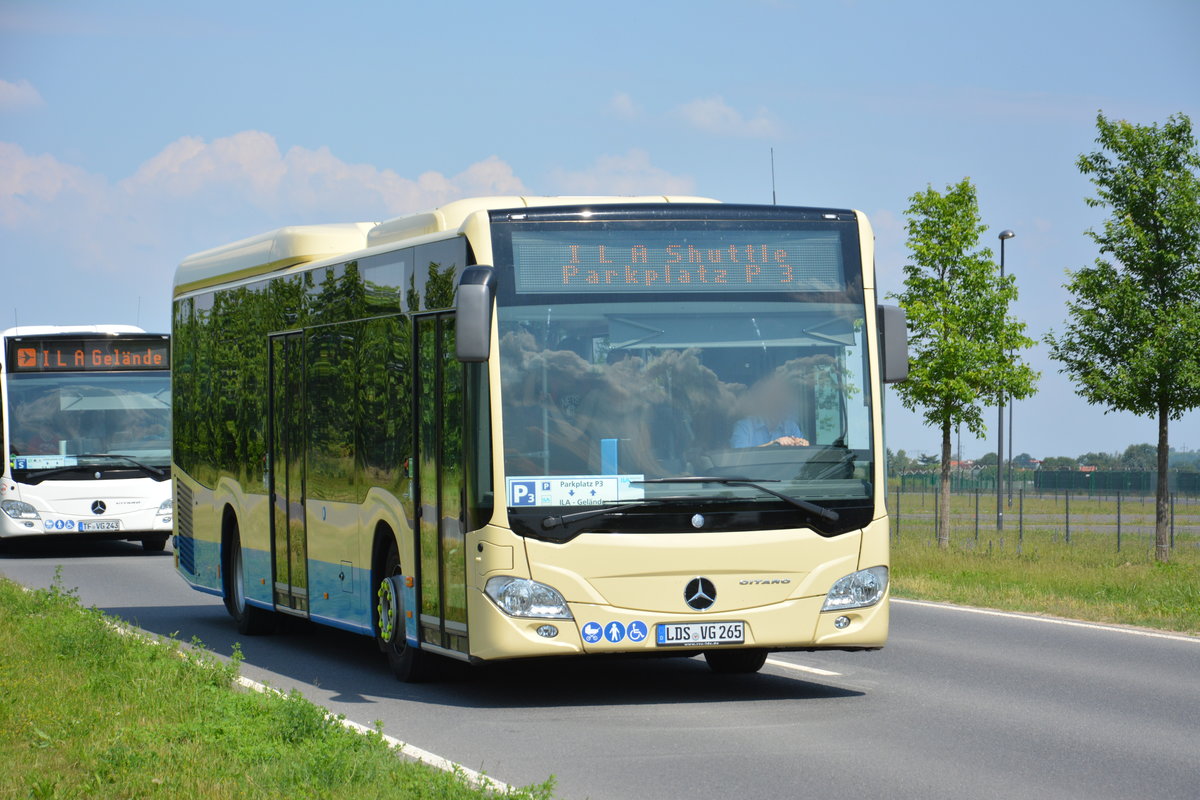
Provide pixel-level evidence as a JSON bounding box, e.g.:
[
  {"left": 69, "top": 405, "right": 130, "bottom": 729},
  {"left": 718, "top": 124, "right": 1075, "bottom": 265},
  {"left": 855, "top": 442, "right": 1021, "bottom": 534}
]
[
  {"left": 691, "top": 513, "right": 705, "bottom": 529},
  {"left": 91, "top": 500, "right": 107, "bottom": 515},
  {"left": 684, "top": 577, "right": 716, "bottom": 610}
]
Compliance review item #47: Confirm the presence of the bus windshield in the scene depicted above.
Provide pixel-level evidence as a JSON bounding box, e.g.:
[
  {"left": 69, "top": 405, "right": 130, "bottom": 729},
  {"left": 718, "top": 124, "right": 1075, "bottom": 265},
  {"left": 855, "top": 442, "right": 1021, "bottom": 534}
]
[
  {"left": 7, "top": 371, "right": 172, "bottom": 478},
  {"left": 492, "top": 212, "right": 874, "bottom": 521}
]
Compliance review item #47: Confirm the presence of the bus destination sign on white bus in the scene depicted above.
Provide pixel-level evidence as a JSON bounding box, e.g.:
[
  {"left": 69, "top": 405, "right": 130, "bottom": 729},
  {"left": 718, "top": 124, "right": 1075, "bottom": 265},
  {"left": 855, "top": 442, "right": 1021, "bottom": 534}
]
[{"left": 6, "top": 338, "right": 170, "bottom": 373}]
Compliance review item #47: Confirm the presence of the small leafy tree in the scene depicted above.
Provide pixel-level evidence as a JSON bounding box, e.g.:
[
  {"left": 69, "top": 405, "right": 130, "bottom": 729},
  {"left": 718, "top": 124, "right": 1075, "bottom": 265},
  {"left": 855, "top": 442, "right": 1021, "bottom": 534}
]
[
  {"left": 1079, "top": 451, "right": 1119, "bottom": 470},
  {"left": 1041, "top": 456, "right": 1079, "bottom": 470},
  {"left": 1047, "top": 112, "right": 1200, "bottom": 563},
  {"left": 1120, "top": 443, "right": 1157, "bottom": 471},
  {"left": 890, "top": 178, "right": 1039, "bottom": 547}
]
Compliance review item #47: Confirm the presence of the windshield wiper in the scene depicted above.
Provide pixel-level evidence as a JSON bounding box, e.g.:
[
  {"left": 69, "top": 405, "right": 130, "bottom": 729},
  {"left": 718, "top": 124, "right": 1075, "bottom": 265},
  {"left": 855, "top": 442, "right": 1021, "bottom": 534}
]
[
  {"left": 79, "top": 454, "right": 169, "bottom": 481},
  {"left": 16, "top": 464, "right": 92, "bottom": 484},
  {"left": 635, "top": 476, "right": 840, "bottom": 522}
]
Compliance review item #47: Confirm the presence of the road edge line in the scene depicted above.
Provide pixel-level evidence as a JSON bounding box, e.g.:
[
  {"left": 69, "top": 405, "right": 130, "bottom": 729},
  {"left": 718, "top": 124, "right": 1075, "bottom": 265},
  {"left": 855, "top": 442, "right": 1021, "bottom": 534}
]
[
  {"left": 891, "top": 597, "right": 1200, "bottom": 644},
  {"left": 97, "top": 613, "right": 515, "bottom": 793}
]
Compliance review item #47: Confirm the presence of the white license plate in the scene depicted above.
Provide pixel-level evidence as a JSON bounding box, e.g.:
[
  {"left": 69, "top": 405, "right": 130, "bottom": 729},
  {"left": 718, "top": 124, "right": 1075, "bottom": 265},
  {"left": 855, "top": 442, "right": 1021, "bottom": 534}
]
[
  {"left": 656, "top": 621, "right": 745, "bottom": 647},
  {"left": 80, "top": 520, "right": 120, "bottom": 532}
]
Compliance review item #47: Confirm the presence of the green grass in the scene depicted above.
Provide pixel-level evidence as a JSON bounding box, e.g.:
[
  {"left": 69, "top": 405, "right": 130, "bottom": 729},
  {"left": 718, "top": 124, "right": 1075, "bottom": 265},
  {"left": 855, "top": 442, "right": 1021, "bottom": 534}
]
[
  {"left": 890, "top": 491, "right": 1200, "bottom": 635},
  {"left": 0, "top": 575, "right": 554, "bottom": 800}
]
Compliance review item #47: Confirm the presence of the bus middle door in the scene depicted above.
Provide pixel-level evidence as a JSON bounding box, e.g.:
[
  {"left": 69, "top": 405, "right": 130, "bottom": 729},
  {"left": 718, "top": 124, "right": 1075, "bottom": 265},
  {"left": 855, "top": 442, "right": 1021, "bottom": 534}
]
[
  {"left": 269, "top": 331, "right": 309, "bottom": 616},
  {"left": 414, "top": 312, "right": 468, "bottom": 655}
]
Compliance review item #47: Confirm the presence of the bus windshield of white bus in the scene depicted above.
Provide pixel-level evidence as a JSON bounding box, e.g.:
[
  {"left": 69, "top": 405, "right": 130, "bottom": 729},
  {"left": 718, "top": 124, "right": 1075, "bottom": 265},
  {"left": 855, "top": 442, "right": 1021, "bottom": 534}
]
[
  {"left": 6, "top": 337, "right": 171, "bottom": 483},
  {"left": 490, "top": 212, "right": 874, "bottom": 534}
]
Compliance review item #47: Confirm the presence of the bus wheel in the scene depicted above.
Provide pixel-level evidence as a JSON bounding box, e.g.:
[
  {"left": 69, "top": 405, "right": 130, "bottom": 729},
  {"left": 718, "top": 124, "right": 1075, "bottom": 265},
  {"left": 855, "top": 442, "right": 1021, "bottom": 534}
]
[
  {"left": 375, "top": 541, "right": 431, "bottom": 682},
  {"left": 704, "top": 648, "right": 768, "bottom": 674},
  {"left": 223, "top": 522, "right": 274, "bottom": 636},
  {"left": 141, "top": 534, "right": 169, "bottom": 552}
]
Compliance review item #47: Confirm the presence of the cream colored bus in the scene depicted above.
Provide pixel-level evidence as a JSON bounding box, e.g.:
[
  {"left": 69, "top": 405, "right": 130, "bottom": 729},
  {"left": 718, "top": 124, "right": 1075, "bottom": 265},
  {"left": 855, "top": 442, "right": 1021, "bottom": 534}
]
[{"left": 171, "top": 197, "right": 908, "bottom": 680}]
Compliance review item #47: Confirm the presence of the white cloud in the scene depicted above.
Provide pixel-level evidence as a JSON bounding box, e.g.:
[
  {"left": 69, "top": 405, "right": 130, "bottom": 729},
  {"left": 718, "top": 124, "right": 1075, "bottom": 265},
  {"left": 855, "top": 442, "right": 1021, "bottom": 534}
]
[
  {"left": 547, "top": 149, "right": 696, "bottom": 196},
  {"left": 0, "top": 78, "right": 45, "bottom": 111},
  {"left": 116, "top": 131, "right": 526, "bottom": 217},
  {"left": 0, "top": 132, "right": 530, "bottom": 285},
  {"left": 676, "top": 96, "right": 781, "bottom": 138},
  {"left": 608, "top": 91, "right": 638, "bottom": 119}
]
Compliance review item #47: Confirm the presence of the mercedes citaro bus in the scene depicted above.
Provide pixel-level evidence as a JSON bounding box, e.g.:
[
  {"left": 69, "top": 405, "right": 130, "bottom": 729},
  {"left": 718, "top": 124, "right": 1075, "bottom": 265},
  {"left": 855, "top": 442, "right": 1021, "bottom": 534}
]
[
  {"left": 1, "top": 325, "right": 173, "bottom": 551},
  {"left": 171, "top": 196, "right": 907, "bottom": 680}
]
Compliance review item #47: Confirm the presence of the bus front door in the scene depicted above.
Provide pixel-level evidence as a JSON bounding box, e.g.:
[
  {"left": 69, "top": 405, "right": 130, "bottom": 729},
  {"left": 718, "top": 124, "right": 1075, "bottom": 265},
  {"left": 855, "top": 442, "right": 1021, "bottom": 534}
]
[
  {"left": 414, "top": 313, "right": 468, "bottom": 655},
  {"left": 269, "top": 331, "right": 309, "bottom": 615}
]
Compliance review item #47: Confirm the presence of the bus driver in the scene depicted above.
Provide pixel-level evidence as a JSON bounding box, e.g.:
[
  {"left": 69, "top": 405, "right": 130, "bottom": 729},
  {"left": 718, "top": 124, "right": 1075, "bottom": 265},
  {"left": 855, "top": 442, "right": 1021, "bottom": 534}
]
[{"left": 730, "top": 374, "right": 810, "bottom": 448}]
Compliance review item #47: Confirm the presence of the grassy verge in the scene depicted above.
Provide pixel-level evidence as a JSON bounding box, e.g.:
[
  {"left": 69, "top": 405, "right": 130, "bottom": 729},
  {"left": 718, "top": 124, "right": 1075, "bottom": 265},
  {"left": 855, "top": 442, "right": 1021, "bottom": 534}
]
[
  {"left": 892, "top": 531, "right": 1200, "bottom": 635},
  {"left": 0, "top": 575, "right": 554, "bottom": 800}
]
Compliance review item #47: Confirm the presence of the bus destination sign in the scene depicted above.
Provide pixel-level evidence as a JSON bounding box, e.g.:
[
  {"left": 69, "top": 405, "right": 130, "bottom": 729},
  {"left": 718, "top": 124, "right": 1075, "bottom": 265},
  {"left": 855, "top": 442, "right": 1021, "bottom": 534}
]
[
  {"left": 512, "top": 228, "right": 847, "bottom": 295},
  {"left": 6, "top": 338, "right": 170, "bottom": 373}
]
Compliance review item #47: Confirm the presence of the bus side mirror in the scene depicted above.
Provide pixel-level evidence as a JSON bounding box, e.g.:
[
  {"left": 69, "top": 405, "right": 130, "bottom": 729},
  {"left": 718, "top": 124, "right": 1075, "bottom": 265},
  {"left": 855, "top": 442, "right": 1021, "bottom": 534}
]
[
  {"left": 456, "top": 266, "right": 496, "bottom": 362},
  {"left": 877, "top": 304, "right": 909, "bottom": 383}
]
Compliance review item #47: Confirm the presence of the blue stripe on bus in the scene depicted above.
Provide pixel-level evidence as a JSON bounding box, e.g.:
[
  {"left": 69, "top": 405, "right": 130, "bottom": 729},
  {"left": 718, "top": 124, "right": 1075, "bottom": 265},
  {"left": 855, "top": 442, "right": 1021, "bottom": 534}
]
[{"left": 179, "top": 534, "right": 376, "bottom": 634}]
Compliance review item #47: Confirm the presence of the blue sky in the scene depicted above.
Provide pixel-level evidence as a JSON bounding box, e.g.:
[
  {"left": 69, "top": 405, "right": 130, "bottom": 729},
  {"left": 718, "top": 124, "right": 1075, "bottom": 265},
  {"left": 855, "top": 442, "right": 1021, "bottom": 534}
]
[{"left": 2, "top": 0, "right": 1199, "bottom": 459}]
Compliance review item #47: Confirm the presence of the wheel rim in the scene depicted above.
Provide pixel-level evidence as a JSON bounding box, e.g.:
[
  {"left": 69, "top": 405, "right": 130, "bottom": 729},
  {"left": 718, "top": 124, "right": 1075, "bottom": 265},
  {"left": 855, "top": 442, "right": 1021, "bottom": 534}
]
[{"left": 376, "top": 575, "right": 402, "bottom": 646}]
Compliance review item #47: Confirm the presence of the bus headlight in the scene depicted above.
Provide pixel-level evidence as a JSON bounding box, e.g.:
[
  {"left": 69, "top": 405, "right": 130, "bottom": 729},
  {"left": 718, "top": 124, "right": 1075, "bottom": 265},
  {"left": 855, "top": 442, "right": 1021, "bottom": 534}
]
[
  {"left": 157, "top": 498, "right": 173, "bottom": 516},
  {"left": 821, "top": 566, "right": 888, "bottom": 611},
  {"left": 485, "top": 576, "right": 573, "bottom": 619},
  {"left": 1, "top": 500, "right": 41, "bottom": 520}
]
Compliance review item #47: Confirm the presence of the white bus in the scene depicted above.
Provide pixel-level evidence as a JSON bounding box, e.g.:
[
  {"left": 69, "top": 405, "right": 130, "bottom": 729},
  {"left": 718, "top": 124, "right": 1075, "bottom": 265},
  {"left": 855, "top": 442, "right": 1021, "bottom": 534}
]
[
  {"left": 1, "top": 325, "right": 173, "bottom": 551},
  {"left": 172, "top": 197, "right": 907, "bottom": 679}
]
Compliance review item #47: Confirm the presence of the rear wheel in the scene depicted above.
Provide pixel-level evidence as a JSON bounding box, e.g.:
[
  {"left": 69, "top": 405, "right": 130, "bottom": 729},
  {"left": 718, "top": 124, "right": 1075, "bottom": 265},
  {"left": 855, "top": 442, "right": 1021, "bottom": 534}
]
[
  {"left": 704, "top": 648, "right": 768, "bottom": 674},
  {"left": 375, "top": 540, "right": 432, "bottom": 682},
  {"left": 141, "top": 534, "right": 169, "bottom": 552},
  {"left": 223, "top": 521, "right": 274, "bottom": 635}
]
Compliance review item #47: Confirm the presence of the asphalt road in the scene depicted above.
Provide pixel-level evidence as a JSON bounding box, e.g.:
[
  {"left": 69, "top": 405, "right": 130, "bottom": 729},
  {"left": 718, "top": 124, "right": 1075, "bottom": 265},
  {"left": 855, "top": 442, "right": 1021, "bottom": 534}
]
[{"left": 2, "top": 537, "right": 1198, "bottom": 800}]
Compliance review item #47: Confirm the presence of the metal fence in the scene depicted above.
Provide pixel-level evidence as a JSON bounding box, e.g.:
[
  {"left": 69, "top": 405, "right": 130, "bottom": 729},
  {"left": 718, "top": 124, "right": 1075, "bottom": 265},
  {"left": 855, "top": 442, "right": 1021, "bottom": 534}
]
[
  {"left": 897, "top": 469, "right": 1200, "bottom": 497},
  {"left": 890, "top": 485, "right": 1200, "bottom": 555}
]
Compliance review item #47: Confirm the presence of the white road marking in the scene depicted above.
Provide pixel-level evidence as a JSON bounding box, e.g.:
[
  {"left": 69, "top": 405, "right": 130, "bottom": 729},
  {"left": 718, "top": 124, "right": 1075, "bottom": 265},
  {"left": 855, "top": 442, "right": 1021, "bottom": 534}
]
[
  {"left": 764, "top": 658, "right": 842, "bottom": 676},
  {"left": 892, "top": 598, "right": 1200, "bottom": 644}
]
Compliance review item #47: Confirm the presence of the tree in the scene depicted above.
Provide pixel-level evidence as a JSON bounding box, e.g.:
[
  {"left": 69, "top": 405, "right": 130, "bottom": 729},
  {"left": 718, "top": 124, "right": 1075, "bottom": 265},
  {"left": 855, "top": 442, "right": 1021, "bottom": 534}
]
[
  {"left": 1047, "top": 112, "right": 1200, "bottom": 563},
  {"left": 1041, "top": 456, "right": 1078, "bottom": 470},
  {"left": 1078, "top": 451, "right": 1119, "bottom": 470},
  {"left": 890, "top": 179, "right": 1039, "bottom": 547},
  {"left": 976, "top": 451, "right": 998, "bottom": 466},
  {"left": 1120, "top": 443, "right": 1157, "bottom": 471},
  {"left": 1012, "top": 452, "right": 1037, "bottom": 468},
  {"left": 887, "top": 448, "right": 915, "bottom": 476}
]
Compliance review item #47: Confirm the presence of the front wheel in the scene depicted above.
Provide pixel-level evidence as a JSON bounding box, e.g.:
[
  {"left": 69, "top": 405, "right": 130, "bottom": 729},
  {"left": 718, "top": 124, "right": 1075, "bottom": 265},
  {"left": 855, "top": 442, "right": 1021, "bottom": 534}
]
[
  {"left": 375, "top": 540, "right": 432, "bottom": 682},
  {"left": 223, "top": 522, "right": 274, "bottom": 635},
  {"left": 704, "top": 648, "right": 768, "bottom": 674},
  {"left": 141, "top": 534, "right": 169, "bottom": 552}
]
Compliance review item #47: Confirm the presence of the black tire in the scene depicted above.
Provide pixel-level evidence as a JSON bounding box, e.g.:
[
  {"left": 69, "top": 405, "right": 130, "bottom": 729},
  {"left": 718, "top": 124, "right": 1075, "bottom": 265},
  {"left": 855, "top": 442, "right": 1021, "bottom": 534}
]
[
  {"left": 704, "top": 648, "right": 768, "bottom": 674},
  {"left": 223, "top": 520, "right": 275, "bottom": 635},
  {"left": 375, "top": 539, "right": 432, "bottom": 682},
  {"left": 141, "top": 534, "right": 169, "bottom": 552}
]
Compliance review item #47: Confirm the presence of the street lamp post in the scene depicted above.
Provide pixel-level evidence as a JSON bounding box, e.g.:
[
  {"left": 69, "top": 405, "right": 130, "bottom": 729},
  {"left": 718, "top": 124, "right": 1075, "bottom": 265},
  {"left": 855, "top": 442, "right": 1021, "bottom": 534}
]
[{"left": 997, "top": 229, "right": 1015, "bottom": 532}]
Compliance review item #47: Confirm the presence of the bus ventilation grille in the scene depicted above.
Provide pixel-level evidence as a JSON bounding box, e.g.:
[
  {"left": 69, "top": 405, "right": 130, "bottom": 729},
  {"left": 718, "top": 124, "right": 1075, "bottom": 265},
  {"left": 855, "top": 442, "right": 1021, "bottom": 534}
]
[{"left": 176, "top": 481, "right": 195, "bottom": 574}]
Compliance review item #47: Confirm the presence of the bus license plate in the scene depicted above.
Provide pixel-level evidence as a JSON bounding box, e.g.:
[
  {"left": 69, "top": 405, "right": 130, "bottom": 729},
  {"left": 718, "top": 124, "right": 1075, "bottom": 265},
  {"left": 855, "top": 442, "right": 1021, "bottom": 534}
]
[
  {"left": 80, "top": 520, "right": 120, "bottom": 532},
  {"left": 656, "top": 621, "right": 744, "bottom": 647}
]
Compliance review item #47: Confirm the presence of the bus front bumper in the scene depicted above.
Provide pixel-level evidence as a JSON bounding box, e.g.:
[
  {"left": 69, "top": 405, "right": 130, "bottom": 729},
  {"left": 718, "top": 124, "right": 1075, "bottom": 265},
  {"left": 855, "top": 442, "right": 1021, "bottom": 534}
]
[{"left": 466, "top": 588, "right": 888, "bottom": 662}]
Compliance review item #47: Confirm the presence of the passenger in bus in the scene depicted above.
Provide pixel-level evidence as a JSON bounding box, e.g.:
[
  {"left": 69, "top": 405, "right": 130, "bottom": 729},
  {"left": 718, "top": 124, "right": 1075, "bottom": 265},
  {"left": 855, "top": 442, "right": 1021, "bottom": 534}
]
[{"left": 730, "top": 374, "right": 809, "bottom": 448}]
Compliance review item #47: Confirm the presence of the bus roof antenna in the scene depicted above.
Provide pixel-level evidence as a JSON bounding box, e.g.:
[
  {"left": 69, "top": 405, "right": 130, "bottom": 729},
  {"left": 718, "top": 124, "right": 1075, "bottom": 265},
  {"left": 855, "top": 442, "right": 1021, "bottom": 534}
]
[{"left": 770, "top": 148, "right": 777, "bottom": 205}]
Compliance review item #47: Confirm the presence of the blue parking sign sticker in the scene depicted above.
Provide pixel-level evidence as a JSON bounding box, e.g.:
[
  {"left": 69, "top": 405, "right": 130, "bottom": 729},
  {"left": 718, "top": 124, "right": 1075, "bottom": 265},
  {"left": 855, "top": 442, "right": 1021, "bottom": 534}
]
[
  {"left": 509, "top": 480, "right": 536, "bottom": 505},
  {"left": 626, "top": 620, "right": 648, "bottom": 643},
  {"left": 582, "top": 622, "right": 602, "bottom": 643},
  {"left": 604, "top": 621, "right": 626, "bottom": 643}
]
